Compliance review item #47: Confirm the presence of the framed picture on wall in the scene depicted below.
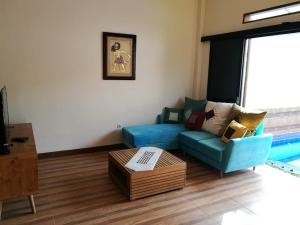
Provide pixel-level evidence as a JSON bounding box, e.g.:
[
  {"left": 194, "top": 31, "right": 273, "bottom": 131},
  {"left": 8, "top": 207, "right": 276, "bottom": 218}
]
[{"left": 103, "top": 32, "right": 136, "bottom": 80}]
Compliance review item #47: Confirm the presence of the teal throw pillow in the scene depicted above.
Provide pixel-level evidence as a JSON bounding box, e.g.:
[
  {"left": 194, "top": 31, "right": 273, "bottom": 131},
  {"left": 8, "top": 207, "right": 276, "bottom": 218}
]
[
  {"left": 164, "top": 107, "right": 183, "bottom": 124},
  {"left": 183, "top": 97, "right": 207, "bottom": 122}
]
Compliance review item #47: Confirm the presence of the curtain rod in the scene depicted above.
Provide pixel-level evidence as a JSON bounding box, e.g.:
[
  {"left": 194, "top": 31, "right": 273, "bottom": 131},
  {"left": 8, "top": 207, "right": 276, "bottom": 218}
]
[{"left": 201, "top": 21, "right": 300, "bottom": 42}]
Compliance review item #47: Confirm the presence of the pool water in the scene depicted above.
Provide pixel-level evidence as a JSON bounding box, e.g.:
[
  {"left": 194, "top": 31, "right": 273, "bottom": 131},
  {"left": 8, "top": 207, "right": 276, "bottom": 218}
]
[
  {"left": 282, "top": 155, "right": 300, "bottom": 166},
  {"left": 268, "top": 155, "right": 300, "bottom": 176},
  {"left": 267, "top": 132, "right": 300, "bottom": 176}
]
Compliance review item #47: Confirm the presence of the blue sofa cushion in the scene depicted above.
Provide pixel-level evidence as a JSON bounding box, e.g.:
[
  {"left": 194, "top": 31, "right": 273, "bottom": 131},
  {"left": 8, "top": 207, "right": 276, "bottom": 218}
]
[
  {"left": 197, "top": 138, "right": 227, "bottom": 162},
  {"left": 122, "top": 124, "right": 187, "bottom": 149},
  {"left": 180, "top": 131, "right": 226, "bottom": 162},
  {"left": 180, "top": 131, "right": 216, "bottom": 147}
]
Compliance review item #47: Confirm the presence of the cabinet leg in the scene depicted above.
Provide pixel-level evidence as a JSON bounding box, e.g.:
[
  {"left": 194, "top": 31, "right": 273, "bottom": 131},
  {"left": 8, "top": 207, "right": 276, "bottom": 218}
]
[
  {"left": 28, "top": 195, "right": 36, "bottom": 214},
  {"left": 0, "top": 201, "right": 2, "bottom": 220}
]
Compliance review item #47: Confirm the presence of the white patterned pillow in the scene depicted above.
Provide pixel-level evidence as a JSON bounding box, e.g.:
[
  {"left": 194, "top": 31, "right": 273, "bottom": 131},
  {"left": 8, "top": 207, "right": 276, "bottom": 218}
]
[{"left": 201, "top": 101, "right": 233, "bottom": 135}]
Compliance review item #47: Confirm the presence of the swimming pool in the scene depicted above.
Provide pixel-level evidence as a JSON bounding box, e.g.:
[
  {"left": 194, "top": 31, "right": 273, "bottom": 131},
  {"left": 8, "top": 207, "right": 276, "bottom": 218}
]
[{"left": 268, "top": 131, "right": 300, "bottom": 176}]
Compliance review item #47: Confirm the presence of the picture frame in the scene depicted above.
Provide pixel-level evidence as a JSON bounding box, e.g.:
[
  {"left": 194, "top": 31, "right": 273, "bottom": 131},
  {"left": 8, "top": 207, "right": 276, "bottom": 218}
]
[{"left": 103, "top": 32, "right": 136, "bottom": 80}]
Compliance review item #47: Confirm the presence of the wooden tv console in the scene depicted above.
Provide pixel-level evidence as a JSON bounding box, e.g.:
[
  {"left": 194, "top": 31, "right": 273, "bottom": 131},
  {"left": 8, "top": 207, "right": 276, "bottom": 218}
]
[{"left": 0, "top": 123, "right": 38, "bottom": 220}]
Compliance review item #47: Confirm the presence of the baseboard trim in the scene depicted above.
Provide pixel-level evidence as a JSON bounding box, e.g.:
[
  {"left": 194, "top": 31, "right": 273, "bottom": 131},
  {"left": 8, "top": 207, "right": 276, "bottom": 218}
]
[{"left": 38, "top": 143, "right": 127, "bottom": 159}]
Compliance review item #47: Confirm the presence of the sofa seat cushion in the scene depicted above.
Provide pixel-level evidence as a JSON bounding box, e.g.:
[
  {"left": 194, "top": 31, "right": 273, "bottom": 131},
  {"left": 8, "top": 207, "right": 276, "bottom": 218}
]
[
  {"left": 122, "top": 124, "right": 187, "bottom": 149},
  {"left": 180, "top": 131, "right": 216, "bottom": 147},
  {"left": 180, "top": 132, "right": 227, "bottom": 162},
  {"left": 197, "top": 138, "right": 227, "bottom": 162}
]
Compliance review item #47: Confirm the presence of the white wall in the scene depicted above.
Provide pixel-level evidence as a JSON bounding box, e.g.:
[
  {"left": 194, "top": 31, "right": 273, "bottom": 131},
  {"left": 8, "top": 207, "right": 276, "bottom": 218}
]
[
  {"left": 0, "top": 0, "right": 198, "bottom": 153},
  {"left": 195, "top": 0, "right": 300, "bottom": 99}
]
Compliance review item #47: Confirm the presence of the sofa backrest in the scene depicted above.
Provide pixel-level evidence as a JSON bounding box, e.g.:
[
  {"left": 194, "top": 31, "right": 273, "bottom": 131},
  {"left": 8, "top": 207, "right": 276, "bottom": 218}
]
[{"left": 255, "top": 121, "right": 265, "bottom": 136}]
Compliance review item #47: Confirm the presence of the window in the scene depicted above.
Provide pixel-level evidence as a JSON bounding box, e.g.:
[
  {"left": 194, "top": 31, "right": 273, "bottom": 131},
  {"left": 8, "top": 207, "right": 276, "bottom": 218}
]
[
  {"left": 243, "top": 1, "right": 300, "bottom": 23},
  {"left": 242, "top": 32, "right": 300, "bottom": 109},
  {"left": 241, "top": 32, "right": 300, "bottom": 136}
]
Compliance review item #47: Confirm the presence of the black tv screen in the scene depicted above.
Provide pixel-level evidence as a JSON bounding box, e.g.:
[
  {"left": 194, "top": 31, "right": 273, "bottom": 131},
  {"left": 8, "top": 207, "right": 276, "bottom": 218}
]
[{"left": 0, "top": 86, "right": 9, "bottom": 151}]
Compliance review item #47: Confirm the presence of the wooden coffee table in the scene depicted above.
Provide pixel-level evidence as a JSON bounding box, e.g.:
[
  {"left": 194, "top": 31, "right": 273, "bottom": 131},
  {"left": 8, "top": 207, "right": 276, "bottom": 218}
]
[{"left": 108, "top": 149, "right": 186, "bottom": 200}]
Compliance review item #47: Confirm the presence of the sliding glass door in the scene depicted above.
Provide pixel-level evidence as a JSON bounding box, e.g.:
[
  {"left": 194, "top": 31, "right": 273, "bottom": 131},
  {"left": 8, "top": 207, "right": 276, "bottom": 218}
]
[{"left": 242, "top": 32, "right": 300, "bottom": 134}]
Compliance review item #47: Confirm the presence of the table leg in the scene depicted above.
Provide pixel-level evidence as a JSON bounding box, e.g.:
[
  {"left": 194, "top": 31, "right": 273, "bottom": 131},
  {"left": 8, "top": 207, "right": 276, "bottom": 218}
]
[{"left": 28, "top": 195, "right": 36, "bottom": 214}]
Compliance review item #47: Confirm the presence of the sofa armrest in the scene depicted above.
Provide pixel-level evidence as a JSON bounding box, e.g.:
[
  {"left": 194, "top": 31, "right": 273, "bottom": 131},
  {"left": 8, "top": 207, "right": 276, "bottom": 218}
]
[
  {"left": 157, "top": 113, "right": 164, "bottom": 124},
  {"left": 222, "top": 134, "right": 273, "bottom": 173}
]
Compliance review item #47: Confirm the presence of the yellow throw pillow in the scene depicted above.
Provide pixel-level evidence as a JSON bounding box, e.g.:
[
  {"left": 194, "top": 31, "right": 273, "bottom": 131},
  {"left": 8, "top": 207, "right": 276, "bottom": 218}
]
[
  {"left": 218, "top": 104, "right": 236, "bottom": 136},
  {"left": 225, "top": 104, "right": 267, "bottom": 136},
  {"left": 229, "top": 104, "right": 243, "bottom": 121},
  {"left": 239, "top": 111, "right": 267, "bottom": 130},
  {"left": 221, "top": 120, "right": 248, "bottom": 143}
]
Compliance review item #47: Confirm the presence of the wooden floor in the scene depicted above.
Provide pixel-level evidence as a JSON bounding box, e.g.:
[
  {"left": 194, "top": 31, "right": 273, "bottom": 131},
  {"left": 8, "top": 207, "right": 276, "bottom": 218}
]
[{"left": 2, "top": 150, "right": 300, "bottom": 225}]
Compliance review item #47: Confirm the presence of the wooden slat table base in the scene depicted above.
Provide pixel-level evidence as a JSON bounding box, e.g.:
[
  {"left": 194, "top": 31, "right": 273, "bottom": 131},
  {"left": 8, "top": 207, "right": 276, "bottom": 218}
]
[{"left": 108, "top": 149, "right": 186, "bottom": 200}]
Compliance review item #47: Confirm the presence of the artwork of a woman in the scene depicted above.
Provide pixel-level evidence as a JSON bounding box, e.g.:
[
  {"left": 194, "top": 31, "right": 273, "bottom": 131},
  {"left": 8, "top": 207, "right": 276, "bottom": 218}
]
[
  {"left": 103, "top": 32, "right": 136, "bottom": 80},
  {"left": 111, "top": 42, "right": 131, "bottom": 72}
]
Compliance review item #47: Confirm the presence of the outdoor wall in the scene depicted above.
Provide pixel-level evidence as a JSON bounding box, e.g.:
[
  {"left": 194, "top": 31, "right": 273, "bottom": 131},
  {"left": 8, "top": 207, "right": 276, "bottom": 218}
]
[
  {"left": 196, "top": 0, "right": 300, "bottom": 99},
  {"left": 0, "top": 0, "right": 198, "bottom": 153}
]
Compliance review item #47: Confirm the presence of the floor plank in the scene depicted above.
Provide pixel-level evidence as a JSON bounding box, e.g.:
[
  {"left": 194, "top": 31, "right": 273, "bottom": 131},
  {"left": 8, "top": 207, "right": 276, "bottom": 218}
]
[{"left": 1, "top": 150, "right": 300, "bottom": 225}]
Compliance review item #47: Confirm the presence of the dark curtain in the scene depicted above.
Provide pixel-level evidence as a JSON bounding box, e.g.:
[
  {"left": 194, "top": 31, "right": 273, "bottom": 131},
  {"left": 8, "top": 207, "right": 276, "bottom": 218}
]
[{"left": 207, "top": 38, "right": 245, "bottom": 104}]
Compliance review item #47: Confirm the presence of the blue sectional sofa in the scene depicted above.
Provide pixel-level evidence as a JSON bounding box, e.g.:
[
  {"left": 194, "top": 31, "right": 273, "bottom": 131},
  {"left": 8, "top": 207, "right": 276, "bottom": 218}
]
[{"left": 122, "top": 114, "right": 273, "bottom": 177}]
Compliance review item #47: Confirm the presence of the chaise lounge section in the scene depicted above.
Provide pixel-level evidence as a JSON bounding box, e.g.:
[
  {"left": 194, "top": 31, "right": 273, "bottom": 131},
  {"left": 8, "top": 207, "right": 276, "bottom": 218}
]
[{"left": 122, "top": 114, "right": 187, "bottom": 150}]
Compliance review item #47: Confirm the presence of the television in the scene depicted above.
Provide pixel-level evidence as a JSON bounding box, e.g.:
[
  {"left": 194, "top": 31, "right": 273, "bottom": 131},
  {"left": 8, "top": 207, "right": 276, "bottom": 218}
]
[{"left": 0, "top": 86, "right": 10, "bottom": 154}]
